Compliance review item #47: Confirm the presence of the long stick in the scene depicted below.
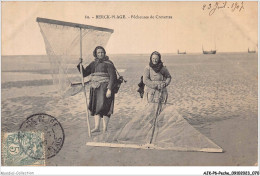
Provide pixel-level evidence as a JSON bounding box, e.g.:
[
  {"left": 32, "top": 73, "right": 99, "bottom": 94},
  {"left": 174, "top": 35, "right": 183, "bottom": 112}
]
[
  {"left": 86, "top": 142, "right": 223, "bottom": 153},
  {"left": 37, "top": 17, "right": 114, "bottom": 33},
  {"left": 79, "top": 28, "right": 92, "bottom": 137},
  {"left": 149, "top": 90, "right": 163, "bottom": 144}
]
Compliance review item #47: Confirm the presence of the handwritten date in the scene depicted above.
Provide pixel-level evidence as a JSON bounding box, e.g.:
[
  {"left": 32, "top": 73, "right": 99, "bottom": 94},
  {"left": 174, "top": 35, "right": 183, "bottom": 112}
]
[{"left": 202, "top": 1, "right": 244, "bottom": 16}]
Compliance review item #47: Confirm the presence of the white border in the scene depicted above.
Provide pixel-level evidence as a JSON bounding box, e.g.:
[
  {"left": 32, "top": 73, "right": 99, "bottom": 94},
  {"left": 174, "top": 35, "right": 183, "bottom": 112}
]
[{"left": 1, "top": 0, "right": 259, "bottom": 175}]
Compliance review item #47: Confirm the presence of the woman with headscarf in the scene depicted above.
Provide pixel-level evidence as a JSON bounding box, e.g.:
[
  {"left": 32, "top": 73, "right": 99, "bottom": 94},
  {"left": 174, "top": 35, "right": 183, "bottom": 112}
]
[
  {"left": 77, "top": 46, "right": 117, "bottom": 133},
  {"left": 114, "top": 51, "right": 172, "bottom": 144},
  {"left": 143, "top": 51, "right": 172, "bottom": 105}
]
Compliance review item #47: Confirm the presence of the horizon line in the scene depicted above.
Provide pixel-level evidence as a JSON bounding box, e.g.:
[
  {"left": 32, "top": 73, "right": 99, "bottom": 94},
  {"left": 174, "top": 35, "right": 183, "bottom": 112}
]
[{"left": 1, "top": 51, "right": 256, "bottom": 57}]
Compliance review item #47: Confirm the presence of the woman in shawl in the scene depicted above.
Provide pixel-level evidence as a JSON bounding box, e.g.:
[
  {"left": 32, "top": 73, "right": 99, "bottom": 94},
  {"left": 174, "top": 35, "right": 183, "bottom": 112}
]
[
  {"left": 77, "top": 46, "right": 117, "bottom": 133},
  {"left": 114, "top": 51, "right": 172, "bottom": 144},
  {"left": 143, "top": 51, "right": 171, "bottom": 105}
]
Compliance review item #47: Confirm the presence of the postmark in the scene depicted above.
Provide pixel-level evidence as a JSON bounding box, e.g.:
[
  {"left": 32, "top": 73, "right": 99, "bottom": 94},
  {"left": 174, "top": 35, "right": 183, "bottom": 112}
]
[
  {"left": 19, "top": 113, "right": 65, "bottom": 159},
  {"left": 1, "top": 132, "right": 45, "bottom": 166}
]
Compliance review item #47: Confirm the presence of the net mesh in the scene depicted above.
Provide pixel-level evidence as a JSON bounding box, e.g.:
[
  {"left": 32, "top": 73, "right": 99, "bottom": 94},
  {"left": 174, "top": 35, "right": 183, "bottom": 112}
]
[
  {"left": 94, "top": 103, "right": 223, "bottom": 152},
  {"left": 38, "top": 21, "right": 112, "bottom": 97}
]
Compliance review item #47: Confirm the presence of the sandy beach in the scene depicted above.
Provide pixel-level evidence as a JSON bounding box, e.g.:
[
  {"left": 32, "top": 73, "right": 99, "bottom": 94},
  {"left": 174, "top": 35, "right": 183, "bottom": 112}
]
[{"left": 1, "top": 53, "right": 258, "bottom": 166}]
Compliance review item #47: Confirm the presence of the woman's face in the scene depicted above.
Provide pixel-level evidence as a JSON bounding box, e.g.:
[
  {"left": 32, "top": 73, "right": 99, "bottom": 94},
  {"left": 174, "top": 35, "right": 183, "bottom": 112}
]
[
  {"left": 151, "top": 54, "right": 160, "bottom": 65},
  {"left": 96, "top": 48, "right": 105, "bottom": 59}
]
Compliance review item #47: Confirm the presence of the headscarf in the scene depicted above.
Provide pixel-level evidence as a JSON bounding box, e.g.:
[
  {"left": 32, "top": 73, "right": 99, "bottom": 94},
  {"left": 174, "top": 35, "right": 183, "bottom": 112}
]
[
  {"left": 93, "top": 46, "right": 109, "bottom": 65},
  {"left": 149, "top": 51, "right": 164, "bottom": 73},
  {"left": 93, "top": 46, "right": 106, "bottom": 58}
]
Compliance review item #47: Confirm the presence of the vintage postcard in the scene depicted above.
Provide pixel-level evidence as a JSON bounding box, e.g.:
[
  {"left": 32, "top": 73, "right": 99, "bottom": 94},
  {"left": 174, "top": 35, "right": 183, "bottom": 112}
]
[{"left": 1, "top": 0, "right": 258, "bottom": 174}]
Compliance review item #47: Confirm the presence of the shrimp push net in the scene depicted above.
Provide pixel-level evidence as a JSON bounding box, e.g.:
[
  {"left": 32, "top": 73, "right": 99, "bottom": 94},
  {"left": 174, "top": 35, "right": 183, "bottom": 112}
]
[
  {"left": 37, "top": 17, "right": 113, "bottom": 97},
  {"left": 38, "top": 17, "right": 223, "bottom": 152}
]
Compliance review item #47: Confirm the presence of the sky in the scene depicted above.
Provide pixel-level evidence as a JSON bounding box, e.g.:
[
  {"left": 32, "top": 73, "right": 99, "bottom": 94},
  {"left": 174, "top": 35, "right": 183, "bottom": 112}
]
[{"left": 2, "top": 1, "right": 258, "bottom": 55}]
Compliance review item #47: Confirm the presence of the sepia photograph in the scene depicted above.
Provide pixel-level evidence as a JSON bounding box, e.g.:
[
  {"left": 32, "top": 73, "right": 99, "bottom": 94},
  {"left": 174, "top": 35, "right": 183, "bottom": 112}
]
[{"left": 1, "top": 0, "right": 258, "bottom": 174}]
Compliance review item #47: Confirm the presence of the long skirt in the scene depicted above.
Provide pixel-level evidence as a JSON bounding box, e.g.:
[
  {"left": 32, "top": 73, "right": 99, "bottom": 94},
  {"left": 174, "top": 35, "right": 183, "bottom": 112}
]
[{"left": 88, "top": 83, "right": 114, "bottom": 117}]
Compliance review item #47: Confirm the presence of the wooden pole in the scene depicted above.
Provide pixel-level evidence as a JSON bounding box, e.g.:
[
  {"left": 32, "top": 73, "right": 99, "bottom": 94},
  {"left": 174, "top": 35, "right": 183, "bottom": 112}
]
[
  {"left": 79, "top": 28, "right": 92, "bottom": 137},
  {"left": 36, "top": 17, "right": 114, "bottom": 33},
  {"left": 149, "top": 90, "right": 163, "bottom": 144},
  {"left": 86, "top": 142, "right": 223, "bottom": 153}
]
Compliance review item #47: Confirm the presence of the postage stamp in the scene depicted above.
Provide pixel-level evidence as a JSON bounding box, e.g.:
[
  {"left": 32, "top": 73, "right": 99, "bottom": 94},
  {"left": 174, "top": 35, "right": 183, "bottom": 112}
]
[
  {"left": 19, "top": 113, "right": 65, "bottom": 159},
  {"left": 1, "top": 131, "right": 45, "bottom": 166}
]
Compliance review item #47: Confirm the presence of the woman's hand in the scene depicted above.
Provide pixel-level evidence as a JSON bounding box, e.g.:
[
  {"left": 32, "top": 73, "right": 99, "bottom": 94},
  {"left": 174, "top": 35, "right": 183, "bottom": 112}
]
[
  {"left": 106, "top": 89, "right": 112, "bottom": 98},
  {"left": 79, "top": 58, "right": 83, "bottom": 64},
  {"left": 157, "top": 82, "right": 166, "bottom": 90}
]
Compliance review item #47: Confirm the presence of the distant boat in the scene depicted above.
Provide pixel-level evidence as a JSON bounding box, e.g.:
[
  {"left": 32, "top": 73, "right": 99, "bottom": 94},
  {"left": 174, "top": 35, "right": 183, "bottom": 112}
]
[
  {"left": 203, "top": 50, "right": 216, "bottom": 54},
  {"left": 202, "top": 45, "right": 216, "bottom": 54},
  {"left": 248, "top": 48, "right": 256, "bottom": 53},
  {"left": 177, "top": 49, "right": 186, "bottom": 54}
]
